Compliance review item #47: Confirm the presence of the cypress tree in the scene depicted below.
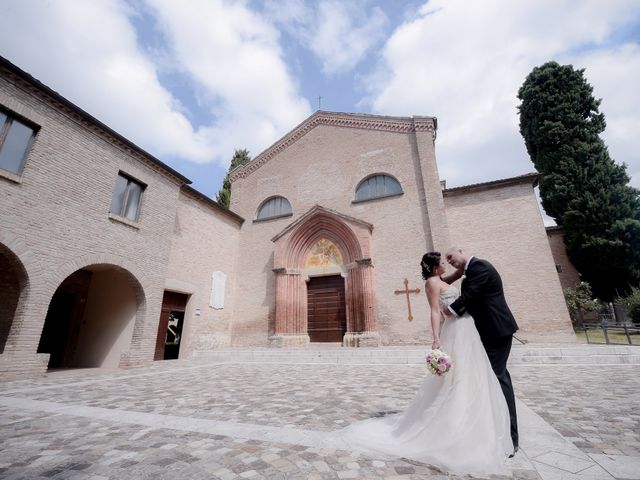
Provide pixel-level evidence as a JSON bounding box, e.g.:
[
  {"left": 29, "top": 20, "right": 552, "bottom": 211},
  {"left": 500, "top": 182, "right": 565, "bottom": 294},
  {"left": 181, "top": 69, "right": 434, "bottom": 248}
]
[
  {"left": 216, "top": 148, "right": 251, "bottom": 209},
  {"left": 518, "top": 61, "right": 640, "bottom": 300}
]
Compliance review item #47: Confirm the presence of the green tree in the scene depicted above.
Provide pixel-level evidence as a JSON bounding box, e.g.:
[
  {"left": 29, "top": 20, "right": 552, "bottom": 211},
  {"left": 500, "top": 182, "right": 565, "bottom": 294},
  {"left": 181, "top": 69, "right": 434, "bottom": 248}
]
[
  {"left": 518, "top": 61, "right": 640, "bottom": 300},
  {"left": 216, "top": 148, "right": 251, "bottom": 208}
]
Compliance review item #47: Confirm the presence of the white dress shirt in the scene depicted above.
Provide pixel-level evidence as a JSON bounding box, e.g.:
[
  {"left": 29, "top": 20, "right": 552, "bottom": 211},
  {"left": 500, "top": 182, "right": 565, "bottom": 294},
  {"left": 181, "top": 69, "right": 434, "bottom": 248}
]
[{"left": 447, "top": 256, "right": 474, "bottom": 317}]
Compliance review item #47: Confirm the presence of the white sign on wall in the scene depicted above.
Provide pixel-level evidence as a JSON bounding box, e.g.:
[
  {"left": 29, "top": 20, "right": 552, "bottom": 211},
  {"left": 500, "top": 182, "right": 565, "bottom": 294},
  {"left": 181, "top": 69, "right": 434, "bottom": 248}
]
[{"left": 210, "top": 271, "right": 226, "bottom": 309}]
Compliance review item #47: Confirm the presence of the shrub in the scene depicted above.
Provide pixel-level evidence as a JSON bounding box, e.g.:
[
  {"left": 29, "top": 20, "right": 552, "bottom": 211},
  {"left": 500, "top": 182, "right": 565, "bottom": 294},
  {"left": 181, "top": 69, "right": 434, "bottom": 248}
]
[
  {"left": 617, "top": 286, "right": 640, "bottom": 324},
  {"left": 564, "top": 282, "right": 601, "bottom": 327}
]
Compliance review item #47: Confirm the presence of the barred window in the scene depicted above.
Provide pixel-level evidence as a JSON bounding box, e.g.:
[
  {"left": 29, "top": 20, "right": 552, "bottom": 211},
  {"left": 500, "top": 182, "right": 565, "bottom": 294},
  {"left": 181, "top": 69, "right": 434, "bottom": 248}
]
[
  {"left": 257, "top": 196, "right": 292, "bottom": 220},
  {"left": 0, "top": 110, "right": 37, "bottom": 175},
  {"left": 110, "top": 172, "right": 146, "bottom": 221},
  {"left": 354, "top": 174, "right": 403, "bottom": 202}
]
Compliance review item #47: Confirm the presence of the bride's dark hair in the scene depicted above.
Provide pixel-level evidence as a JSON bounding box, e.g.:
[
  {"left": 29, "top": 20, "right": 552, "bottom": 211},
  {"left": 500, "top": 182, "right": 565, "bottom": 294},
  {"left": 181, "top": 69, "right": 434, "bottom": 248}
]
[{"left": 421, "top": 252, "right": 441, "bottom": 280}]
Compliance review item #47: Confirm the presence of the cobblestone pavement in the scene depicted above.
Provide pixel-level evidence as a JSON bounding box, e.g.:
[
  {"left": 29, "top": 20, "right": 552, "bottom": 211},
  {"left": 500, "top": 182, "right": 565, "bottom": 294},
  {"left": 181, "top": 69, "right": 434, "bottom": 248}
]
[
  {"left": 0, "top": 360, "right": 638, "bottom": 479},
  {"left": 513, "top": 365, "right": 640, "bottom": 457}
]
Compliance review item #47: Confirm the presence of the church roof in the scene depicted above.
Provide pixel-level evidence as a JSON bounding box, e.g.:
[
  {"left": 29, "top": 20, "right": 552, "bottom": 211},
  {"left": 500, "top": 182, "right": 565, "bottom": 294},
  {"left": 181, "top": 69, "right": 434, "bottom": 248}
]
[
  {"left": 182, "top": 185, "right": 245, "bottom": 225},
  {"left": 271, "top": 204, "right": 373, "bottom": 243},
  {"left": 442, "top": 172, "right": 539, "bottom": 196},
  {"left": 230, "top": 111, "right": 437, "bottom": 182}
]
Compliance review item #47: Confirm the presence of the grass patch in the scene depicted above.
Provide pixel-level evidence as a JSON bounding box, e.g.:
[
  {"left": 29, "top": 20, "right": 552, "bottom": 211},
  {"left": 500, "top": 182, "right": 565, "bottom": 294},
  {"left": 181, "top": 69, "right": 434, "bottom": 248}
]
[{"left": 574, "top": 329, "right": 639, "bottom": 345}]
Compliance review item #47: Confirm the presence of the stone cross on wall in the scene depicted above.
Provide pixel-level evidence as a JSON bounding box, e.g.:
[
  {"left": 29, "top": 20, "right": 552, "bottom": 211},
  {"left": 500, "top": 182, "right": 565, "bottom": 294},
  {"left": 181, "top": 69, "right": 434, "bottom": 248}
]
[{"left": 394, "top": 278, "right": 421, "bottom": 321}]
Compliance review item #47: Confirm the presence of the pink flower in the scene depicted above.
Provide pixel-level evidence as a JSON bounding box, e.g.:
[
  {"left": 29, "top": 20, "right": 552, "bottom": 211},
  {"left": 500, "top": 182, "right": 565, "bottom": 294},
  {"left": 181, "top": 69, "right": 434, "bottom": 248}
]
[{"left": 426, "top": 349, "right": 452, "bottom": 376}]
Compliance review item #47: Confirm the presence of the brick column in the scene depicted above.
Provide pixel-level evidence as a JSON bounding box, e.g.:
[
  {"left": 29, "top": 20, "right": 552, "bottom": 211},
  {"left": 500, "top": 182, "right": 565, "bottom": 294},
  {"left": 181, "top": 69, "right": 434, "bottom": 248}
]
[
  {"left": 343, "top": 259, "right": 380, "bottom": 347},
  {"left": 269, "top": 268, "right": 310, "bottom": 347},
  {"left": 0, "top": 300, "right": 51, "bottom": 380},
  {"left": 412, "top": 118, "right": 451, "bottom": 253},
  {"left": 0, "top": 235, "right": 51, "bottom": 379}
]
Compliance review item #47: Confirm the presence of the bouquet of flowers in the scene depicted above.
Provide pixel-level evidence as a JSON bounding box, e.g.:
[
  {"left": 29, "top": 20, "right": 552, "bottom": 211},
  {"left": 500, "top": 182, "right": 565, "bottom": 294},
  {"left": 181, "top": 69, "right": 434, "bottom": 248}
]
[{"left": 426, "top": 349, "right": 453, "bottom": 376}]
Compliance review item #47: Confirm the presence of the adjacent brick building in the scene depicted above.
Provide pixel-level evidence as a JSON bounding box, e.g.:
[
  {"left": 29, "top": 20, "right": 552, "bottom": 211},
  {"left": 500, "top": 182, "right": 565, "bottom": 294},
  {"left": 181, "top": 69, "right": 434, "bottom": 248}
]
[
  {"left": 546, "top": 226, "right": 581, "bottom": 291},
  {"left": 0, "top": 57, "right": 242, "bottom": 379},
  {"left": 0, "top": 57, "right": 575, "bottom": 378}
]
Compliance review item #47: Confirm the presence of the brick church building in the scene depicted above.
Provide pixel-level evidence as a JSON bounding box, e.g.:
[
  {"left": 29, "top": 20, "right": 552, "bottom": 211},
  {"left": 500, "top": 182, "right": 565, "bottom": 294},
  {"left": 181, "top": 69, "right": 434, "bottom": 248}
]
[{"left": 0, "top": 56, "right": 574, "bottom": 378}]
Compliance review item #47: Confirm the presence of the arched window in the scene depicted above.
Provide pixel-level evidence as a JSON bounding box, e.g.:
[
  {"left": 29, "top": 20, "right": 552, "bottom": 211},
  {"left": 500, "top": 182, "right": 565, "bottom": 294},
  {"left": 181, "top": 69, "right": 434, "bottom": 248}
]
[
  {"left": 354, "top": 174, "right": 403, "bottom": 202},
  {"left": 256, "top": 196, "right": 292, "bottom": 220}
]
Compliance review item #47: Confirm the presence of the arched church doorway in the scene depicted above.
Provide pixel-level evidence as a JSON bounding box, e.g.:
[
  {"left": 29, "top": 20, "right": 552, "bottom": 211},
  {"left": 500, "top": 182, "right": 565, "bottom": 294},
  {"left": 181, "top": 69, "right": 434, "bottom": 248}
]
[
  {"left": 0, "top": 243, "right": 28, "bottom": 354},
  {"left": 307, "top": 275, "right": 346, "bottom": 342},
  {"left": 37, "top": 264, "right": 144, "bottom": 369},
  {"left": 272, "top": 206, "right": 379, "bottom": 347}
]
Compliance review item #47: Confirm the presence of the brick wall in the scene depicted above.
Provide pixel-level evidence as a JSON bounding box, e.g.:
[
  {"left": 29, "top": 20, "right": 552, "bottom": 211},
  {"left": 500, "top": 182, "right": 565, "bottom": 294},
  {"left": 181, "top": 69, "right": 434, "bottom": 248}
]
[
  {"left": 164, "top": 189, "right": 242, "bottom": 356},
  {"left": 546, "top": 227, "right": 581, "bottom": 291},
  {"left": 444, "top": 181, "right": 576, "bottom": 342}
]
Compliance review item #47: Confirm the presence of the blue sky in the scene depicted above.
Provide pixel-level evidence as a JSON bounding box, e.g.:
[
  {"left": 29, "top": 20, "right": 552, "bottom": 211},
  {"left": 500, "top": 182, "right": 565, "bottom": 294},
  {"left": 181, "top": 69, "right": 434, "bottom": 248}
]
[{"left": 1, "top": 0, "right": 639, "bottom": 208}]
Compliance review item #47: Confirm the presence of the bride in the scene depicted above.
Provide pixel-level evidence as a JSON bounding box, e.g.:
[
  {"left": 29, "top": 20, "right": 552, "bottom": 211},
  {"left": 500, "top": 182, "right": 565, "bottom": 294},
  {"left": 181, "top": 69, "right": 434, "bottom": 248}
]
[{"left": 341, "top": 252, "right": 513, "bottom": 475}]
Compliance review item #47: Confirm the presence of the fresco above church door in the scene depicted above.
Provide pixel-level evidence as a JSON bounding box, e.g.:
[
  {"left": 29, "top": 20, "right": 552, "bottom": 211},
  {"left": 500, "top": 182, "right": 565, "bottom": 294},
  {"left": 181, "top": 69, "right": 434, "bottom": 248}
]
[{"left": 305, "top": 238, "right": 343, "bottom": 269}]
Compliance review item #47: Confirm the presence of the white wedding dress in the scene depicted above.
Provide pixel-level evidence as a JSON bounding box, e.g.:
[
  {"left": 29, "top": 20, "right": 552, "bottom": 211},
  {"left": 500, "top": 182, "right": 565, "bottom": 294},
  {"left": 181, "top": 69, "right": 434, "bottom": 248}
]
[{"left": 341, "top": 287, "right": 512, "bottom": 475}]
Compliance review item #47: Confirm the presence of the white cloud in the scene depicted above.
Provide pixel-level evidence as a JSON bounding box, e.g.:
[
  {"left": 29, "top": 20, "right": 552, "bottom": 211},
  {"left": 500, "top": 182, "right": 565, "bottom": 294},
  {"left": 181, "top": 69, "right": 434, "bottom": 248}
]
[
  {"left": 0, "top": 0, "right": 215, "bottom": 162},
  {"left": 0, "top": 0, "right": 312, "bottom": 170},
  {"left": 3, "top": 0, "right": 637, "bottom": 192},
  {"left": 265, "top": 0, "right": 388, "bottom": 76},
  {"left": 565, "top": 43, "right": 640, "bottom": 187},
  {"left": 364, "top": 0, "right": 640, "bottom": 188},
  {"left": 142, "top": 0, "right": 311, "bottom": 164},
  {"left": 312, "top": 1, "right": 387, "bottom": 75}
]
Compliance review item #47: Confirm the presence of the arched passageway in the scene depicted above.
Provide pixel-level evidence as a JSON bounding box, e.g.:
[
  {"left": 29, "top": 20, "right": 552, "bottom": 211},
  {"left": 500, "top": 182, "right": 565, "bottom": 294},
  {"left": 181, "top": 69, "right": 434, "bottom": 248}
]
[{"left": 37, "top": 264, "right": 145, "bottom": 369}]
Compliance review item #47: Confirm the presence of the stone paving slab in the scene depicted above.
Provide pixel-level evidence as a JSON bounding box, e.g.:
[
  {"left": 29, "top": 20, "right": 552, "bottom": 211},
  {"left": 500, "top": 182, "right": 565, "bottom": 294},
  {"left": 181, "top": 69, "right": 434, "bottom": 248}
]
[
  {"left": 0, "top": 360, "right": 638, "bottom": 479},
  {"left": 588, "top": 454, "right": 640, "bottom": 480},
  {"left": 0, "top": 403, "right": 485, "bottom": 480},
  {"left": 1, "top": 364, "right": 420, "bottom": 432},
  {"left": 513, "top": 365, "right": 640, "bottom": 457}
]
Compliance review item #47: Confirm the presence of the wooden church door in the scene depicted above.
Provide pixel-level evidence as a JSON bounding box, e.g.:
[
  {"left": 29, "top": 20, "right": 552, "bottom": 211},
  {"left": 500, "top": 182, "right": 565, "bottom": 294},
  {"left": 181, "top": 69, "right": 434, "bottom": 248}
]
[{"left": 307, "top": 275, "right": 346, "bottom": 342}]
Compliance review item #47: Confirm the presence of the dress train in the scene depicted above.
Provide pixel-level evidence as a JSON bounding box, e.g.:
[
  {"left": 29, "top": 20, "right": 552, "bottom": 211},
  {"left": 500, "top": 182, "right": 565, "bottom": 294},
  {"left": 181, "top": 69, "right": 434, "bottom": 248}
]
[{"left": 340, "top": 287, "right": 512, "bottom": 475}]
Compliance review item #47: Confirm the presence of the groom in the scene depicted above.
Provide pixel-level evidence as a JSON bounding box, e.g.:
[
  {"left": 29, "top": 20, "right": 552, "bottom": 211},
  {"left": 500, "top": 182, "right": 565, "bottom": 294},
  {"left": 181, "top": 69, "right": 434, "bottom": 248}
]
[{"left": 442, "top": 247, "right": 519, "bottom": 455}]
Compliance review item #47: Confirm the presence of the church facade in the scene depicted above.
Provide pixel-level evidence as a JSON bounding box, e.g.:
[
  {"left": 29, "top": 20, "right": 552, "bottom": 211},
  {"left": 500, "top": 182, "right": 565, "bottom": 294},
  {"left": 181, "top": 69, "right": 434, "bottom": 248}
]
[
  {"left": 0, "top": 57, "right": 574, "bottom": 379},
  {"left": 228, "top": 112, "right": 574, "bottom": 348}
]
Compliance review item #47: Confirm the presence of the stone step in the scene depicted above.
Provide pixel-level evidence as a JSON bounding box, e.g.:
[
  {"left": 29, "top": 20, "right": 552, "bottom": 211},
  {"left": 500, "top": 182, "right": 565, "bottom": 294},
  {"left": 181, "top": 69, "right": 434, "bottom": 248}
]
[{"left": 192, "top": 344, "right": 640, "bottom": 365}]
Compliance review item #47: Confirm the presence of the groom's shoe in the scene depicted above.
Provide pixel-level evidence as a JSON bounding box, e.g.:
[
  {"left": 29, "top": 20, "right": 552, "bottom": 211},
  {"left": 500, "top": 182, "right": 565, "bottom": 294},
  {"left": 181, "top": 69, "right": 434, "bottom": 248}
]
[{"left": 508, "top": 446, "right": 519, "bottom": 458}]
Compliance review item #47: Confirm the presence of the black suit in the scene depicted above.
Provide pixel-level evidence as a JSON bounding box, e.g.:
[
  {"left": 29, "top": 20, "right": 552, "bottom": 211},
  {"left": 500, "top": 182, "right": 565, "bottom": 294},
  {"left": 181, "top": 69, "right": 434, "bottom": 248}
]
[{"left": 449, "top": 257, "right": 519, "bottom": 449}]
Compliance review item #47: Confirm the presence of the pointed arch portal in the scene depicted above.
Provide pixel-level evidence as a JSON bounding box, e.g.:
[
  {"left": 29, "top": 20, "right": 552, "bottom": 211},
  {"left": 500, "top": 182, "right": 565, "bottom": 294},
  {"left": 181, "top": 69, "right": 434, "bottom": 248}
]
[{"left": 271, "top": 206, "right": 380, "bottom": 347}]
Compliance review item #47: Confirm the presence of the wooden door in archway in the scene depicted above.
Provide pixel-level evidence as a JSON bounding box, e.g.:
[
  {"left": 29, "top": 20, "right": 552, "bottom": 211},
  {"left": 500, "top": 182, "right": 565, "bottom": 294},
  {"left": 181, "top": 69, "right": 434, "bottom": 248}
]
[{"left": 307, "top": 275, "right": 346, "bottom": 342}]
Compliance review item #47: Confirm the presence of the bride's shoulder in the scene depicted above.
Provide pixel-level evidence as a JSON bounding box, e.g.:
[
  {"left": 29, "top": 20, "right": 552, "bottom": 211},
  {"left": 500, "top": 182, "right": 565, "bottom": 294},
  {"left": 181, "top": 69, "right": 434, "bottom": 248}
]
[
  {"left": 425, "top": 276, "right": 439, "bottom": 287},
  {"left": 426, "top": 277, "right": 449, "bottom": 293},
  {"left": 424, "top": 277, "right": 439, "bottom": 292}
]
